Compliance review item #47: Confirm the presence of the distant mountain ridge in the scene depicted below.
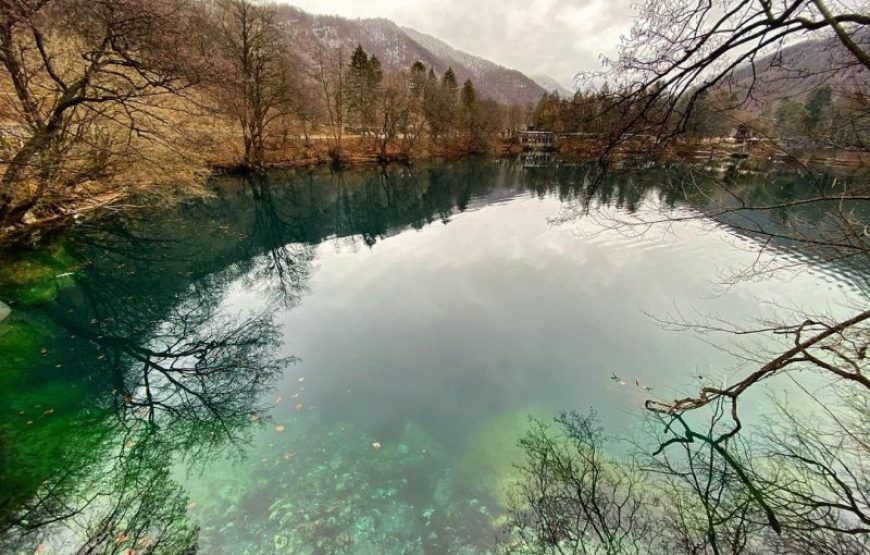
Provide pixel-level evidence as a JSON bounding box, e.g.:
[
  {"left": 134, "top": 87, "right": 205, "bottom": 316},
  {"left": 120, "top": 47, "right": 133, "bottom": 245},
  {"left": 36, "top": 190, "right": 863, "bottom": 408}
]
[
  {"left": 719, "top": 30, "right": 869, "bottom": 102},
  {"left": 272, "top": 5, "right": 548, "bottom": 105},
  {"left": 531, "top": 74, "right": 573, "bottom": 98}
]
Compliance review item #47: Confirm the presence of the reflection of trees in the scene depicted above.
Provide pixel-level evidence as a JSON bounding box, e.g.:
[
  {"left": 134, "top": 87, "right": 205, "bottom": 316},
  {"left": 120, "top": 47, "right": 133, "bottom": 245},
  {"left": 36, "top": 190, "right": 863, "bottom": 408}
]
[
  {"left": 2, "top": 284, "right": 287, "bottom": 553},
  {"left": 241, "top": 174, "right": 315, "bottom": 308},
  {"left": 6, "top": 157, "right": 865, "bottom": 554},
  {"left": 505, "top": 398, "right": 868, "bottom": 555},
  {"left": 505, "top": 412, "right": 660, "bottom": 555},
  {"left": 3, "top": 160, "right": 518, "bottom": 552},
  {"left": 96, "top": 299, "right": 286, "bottom": 442},
  {"left": 507, "top": 161, "right": 869, "bottom": 554}
]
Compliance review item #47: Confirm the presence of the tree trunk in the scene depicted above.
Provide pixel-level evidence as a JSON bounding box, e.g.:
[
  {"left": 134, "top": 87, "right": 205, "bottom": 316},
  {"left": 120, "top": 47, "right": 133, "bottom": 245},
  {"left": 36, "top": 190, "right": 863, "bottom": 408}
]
[{"left": 0, "top": 128, "right": 54, "bottom": 225}]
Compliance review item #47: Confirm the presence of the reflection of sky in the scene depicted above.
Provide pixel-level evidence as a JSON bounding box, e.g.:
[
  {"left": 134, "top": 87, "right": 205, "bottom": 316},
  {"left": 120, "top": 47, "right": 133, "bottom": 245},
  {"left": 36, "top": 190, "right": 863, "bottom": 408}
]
[{"left": 211, "top": 191, "right": 860, "bottom": 454}]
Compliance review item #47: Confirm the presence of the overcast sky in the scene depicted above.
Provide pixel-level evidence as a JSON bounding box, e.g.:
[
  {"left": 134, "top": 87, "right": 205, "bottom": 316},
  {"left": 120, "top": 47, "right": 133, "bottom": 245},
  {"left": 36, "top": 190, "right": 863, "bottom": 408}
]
[{"left": 284, "top": 0, "right": 636, "bottom": 91}]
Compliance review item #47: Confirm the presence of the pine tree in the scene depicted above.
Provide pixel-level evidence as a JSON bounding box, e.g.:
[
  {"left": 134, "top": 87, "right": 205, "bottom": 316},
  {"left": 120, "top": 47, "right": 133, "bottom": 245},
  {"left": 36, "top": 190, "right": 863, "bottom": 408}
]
[
  {"left": 804, "top": 86, "right": 832, "bottom": 134},
  {"left": 460, "top": 80, "right": 478, "bottom": 150},
  {"left": 461, "top": 79, "right": 477, "bottom": 108},
  {"left": 410, "top": 62, "right": 427, "bottom": 99},
  {"left": 346, "top": 45, "right": 370, "bottom": 131},
  {"left": 442, "top": 67, "right": 458, "bottom": 92}
]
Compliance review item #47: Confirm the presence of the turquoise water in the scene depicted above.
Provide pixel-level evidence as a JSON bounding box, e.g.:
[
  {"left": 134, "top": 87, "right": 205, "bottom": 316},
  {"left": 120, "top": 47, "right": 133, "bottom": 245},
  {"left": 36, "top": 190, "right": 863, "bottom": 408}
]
[{"left": 0, "top": 158, "right": 864, "bottom": 554}]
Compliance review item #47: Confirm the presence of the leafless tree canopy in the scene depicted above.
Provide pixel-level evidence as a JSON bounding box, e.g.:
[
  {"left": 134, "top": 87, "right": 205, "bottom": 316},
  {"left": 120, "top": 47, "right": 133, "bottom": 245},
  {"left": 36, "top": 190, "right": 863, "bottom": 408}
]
[{"left": 589, "top": 0, "right": 869, "bottom": 153}]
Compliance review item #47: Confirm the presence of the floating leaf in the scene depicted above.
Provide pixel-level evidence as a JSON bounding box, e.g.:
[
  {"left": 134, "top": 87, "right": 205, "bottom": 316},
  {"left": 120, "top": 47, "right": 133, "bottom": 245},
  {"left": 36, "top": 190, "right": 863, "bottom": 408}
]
[{"left": 275, "top": 424, "right": 285, "bottom": 433}]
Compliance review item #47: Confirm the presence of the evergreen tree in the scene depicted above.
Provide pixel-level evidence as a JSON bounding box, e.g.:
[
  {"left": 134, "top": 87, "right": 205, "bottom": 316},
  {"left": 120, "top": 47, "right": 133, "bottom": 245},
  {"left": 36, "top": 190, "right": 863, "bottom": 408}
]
[
  {"left": 345, "top": 45, "right": 383, "bottom": 135},
  {"left": 460, "top": 79, "right": 479, "bottom": 150},
  {"left": 410, "top": 62, "right": 427, "bottom": 99},
  {"left": 774, "top": 98, "right": 804, "bottom": 138},
  {"left": 804, "top": 86, "right": 832, "bottom": 134},
  {"left": 461, "top": 79, "right": 477, "bottom": 109},
  {"left": 346, "top": 45, "right": 370, "bottom": 131},
  {"left": 442, "top": 68, "right": 458, "bottom": 92}
]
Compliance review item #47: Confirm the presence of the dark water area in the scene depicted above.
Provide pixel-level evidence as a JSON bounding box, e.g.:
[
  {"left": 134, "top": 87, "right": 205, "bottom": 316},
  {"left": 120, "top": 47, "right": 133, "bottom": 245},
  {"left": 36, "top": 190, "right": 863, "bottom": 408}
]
[{"left": 0, "top": 157, "right": 865, "bottom": 554}]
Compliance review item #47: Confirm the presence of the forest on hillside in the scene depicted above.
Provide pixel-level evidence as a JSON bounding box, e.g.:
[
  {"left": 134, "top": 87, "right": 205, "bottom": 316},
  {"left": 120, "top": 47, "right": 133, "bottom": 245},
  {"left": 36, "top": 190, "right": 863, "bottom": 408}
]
[{"left": 0, "top": 0, "right": 868, "bottom": 234}]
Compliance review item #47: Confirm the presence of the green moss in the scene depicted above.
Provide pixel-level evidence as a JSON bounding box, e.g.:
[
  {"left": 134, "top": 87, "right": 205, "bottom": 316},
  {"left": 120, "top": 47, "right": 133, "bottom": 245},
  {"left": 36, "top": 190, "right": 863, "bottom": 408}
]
[
  {"left": 0, "top": 319, "right": 43, "bottom": 387},
  {"left": 0, "top": 244, "right": 79, "bottom": 305},
  {"left": 458, "top": 406, "right": 552, "bottom": 505}
]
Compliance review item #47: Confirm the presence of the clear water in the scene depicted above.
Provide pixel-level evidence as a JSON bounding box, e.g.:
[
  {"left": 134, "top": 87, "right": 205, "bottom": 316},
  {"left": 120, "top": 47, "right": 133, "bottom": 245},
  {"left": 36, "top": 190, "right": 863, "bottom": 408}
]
[{"left": 0, "top": 158, "right": 864, "bottom": 554}]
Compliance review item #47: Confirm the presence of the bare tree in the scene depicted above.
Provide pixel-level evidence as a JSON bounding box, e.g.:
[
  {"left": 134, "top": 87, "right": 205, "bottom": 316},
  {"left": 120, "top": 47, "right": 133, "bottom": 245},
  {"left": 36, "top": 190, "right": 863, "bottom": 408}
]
[
  {"left": 375, "top": 73, "right": 413, "bottom": 161},
  {"left": 504, "top": 412, "right": 663, "bottom": 555},
  {"left": 586, "top": 0, "right": 869, "bottom": 162},
  {"left": 213, "top": 0, "right": 299, "bottom": 167},
  {"left": 316, "top": 46, "right": 346, "bottom": 160},
  {"left": 0, "top": 0, "right": 203, "bottom": 225}
]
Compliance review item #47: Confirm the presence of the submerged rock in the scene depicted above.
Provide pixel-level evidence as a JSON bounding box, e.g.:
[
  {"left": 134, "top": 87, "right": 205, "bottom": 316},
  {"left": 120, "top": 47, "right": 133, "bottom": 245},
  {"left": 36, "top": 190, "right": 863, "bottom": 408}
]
[
  {"left": 273, "top": 534, "right": 288, "bottom": 550},
  {"left": 0, "top": 245, "right": 78, "bottom": 305}
]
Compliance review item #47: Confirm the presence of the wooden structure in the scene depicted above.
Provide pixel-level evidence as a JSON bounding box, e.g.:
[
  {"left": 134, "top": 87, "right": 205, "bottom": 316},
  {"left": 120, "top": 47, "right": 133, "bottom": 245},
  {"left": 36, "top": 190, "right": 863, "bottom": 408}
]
[{"left": 520, "top": 130, "right": 555, "bottom": 150}]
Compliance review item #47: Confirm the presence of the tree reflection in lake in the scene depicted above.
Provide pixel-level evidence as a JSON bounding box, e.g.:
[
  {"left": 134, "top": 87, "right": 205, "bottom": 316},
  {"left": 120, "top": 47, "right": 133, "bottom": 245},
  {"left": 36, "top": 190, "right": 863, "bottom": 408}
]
[
  {"left": 504, "top": 158, "right": 869, "bottom": 555},
  {"left": 0, "top": 158, "right": 865, "bottom": 554}
]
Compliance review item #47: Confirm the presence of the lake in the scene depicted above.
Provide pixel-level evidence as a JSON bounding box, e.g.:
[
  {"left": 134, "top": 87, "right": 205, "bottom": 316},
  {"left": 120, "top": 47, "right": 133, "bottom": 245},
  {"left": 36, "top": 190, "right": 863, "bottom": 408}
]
[{"left": 0, "top": 157, "right": 865, "bottom": 554}]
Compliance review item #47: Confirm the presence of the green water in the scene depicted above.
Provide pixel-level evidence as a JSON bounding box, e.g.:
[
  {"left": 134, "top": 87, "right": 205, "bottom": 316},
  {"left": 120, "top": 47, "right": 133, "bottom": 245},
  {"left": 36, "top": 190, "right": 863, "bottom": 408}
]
[{"left": 0, "top": 158, "right": 865, "bottom": 554}]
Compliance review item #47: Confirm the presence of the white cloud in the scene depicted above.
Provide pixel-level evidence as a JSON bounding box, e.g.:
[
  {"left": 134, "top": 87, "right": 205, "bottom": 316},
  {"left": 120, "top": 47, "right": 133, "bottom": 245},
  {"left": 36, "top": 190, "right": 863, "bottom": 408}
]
[{"left": 282, "top": 0, "right": 636, "bottom": 91}]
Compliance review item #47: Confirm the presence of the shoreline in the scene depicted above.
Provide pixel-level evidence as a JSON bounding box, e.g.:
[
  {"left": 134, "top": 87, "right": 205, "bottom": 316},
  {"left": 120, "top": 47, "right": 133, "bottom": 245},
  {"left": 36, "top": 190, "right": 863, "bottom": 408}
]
[{"left": 2, "top": 144, "right": 867, "bottom": 248}]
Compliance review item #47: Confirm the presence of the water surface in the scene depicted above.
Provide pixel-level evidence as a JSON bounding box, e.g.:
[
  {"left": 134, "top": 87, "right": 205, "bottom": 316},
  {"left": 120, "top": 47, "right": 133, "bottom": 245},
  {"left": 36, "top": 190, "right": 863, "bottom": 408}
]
[{"left": 0, "top": 158, "right": 864, "bottom": 554}]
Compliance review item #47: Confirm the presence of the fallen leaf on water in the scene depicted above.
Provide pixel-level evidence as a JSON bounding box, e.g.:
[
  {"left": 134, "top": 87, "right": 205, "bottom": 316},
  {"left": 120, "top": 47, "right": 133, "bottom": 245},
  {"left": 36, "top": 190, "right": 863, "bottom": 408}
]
[
  {"left": 371, "top": 442, "right": 381, "bottom": 450},
  {"left": 297, "top": 377, "right": 305, "bottom": 383},
  {"left": 274, "top": 396, "right": 283, "bottom": 404},
  {"left": 294, "top": 403, "right": 303, "bottom": 412},
  {"left": 249, "top": 414, "right": 260, "bottom": 422},
  {"left": 275, "top": 424, "right": 285, "bottom": 433},
  {"left": 43, "top": 409, "right": 54, "bottom": 416},
  {"left": 125, "top": 440, "right": 136, "bottom": 449},
  {"left": 283, "top": 451, "right": 295, "bottom": 460},
  {"left": 186, "top": 501, "right": 197, "bottom": 511},
  {"left": 114, "top": 532, "right": 128, "bottom": 544},
  {"left": 290, "top": 393, "right": 299, "bottom": 399}
]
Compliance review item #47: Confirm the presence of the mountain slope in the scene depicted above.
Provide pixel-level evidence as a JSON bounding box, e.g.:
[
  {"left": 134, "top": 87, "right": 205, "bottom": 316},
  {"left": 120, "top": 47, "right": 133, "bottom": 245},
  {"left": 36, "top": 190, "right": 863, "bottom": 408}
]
[
  {"left": 272, "top": 5, "right": 546, "bottom": 105},
  {"left": 532, "top": 74, "right": 573, "bottom": 98},
  {"left": 401, "top": 27, "right": 546, "bottom": 104},
  {"left": 719, "top": 30, "right": 869, "bottom": 102}
]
